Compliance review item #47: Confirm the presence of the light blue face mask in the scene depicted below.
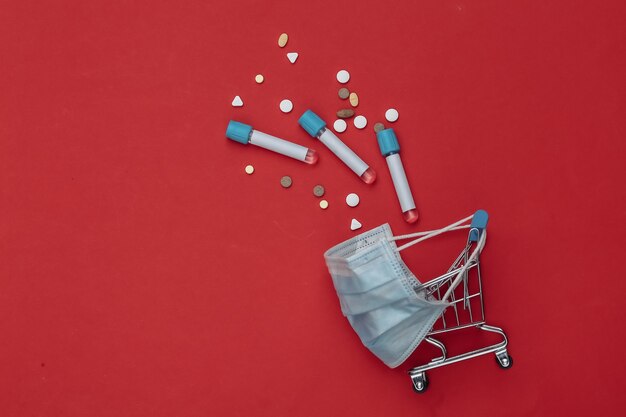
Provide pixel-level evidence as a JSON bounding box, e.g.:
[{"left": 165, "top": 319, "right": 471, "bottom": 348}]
[{"left": 324, "top": 224, "right": 449, "bottom": 368}]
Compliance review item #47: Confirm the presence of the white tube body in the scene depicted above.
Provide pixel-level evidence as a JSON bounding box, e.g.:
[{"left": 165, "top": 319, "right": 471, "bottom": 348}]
[
  {"left": 318, "top": 128, "right": 369, "bottom": 176},
  {"left": 250, "top": 130, "right": 309, "bottom": 161},
  {"left": 386, "top": 153, "right": 416, "bottom": 212}
]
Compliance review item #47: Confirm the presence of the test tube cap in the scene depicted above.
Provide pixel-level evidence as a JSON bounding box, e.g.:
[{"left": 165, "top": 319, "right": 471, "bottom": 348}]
[
  {"left": 298, "top": 110, "right": 326, "bottom": 137},
  {"left": 226, "top": 120, "right": 253, "bottom": 144},
  {"left": 376, "top": 128, "right": 400, "bottom": 156}
]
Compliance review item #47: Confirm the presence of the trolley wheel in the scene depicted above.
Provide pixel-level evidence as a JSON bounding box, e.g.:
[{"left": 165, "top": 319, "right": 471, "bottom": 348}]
[
  {"left": 410, "top": 372, "right": 429, "bottom": 394},
  {"left": 496, "top": 353, "right": 513, "bottom": 369}
]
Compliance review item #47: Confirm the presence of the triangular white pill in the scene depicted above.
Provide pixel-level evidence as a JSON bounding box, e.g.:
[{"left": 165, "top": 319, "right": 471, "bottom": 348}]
[
  {"left": 232, "top": 96, "right": 243, "bottom": 107},
  {"left": 287, "top": 52, "right": 298, "bottom": 64},
  {"left": 350, "top": 218, "right": 362, "bottom": 231}
]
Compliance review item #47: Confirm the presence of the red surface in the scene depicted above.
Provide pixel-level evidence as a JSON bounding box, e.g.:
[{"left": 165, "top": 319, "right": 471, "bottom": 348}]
[{"left": 1, "top": 1, "right": 625, "bottom": 415}]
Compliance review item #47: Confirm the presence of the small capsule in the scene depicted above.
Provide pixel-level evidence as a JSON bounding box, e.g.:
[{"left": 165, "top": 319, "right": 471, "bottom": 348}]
[
  {"left": 338, "top": 88, "right": 350, "bottom": 99},
  {"left": 349, "top": 92, "right": 359, "bottom": 107},
  {"left": 278, "top": 33, "right": 288, "bottom": 48},
  {"left": 280, "top": 176, "right": 292, "bottom": 188},
  {"left": 337, "top": 109, "right": 355, "bottom": 119}
]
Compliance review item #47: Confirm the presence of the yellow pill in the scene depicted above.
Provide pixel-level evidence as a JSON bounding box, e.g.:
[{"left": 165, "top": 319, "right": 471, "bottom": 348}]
[
  {"left": 319, "top": 200, "right": 329, "bottom": 209},
  {"left": 278, "top": 33, "right": 288, "bottom": 48},
  {"left": 255, "top": 74, "right": 264, "bottom": 84},
  {"left": 245, "top": 165, "right": 254, "bottom": 175},
  {"left": 349, "top": 92, "right": 359, "bottom": 107}
]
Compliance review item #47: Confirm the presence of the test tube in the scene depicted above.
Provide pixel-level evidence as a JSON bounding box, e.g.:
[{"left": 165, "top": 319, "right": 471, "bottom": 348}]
[
  {"left": 298, "top": 110, "right": 376, "bottom": 184},
  {"left": 376, "top": 128, "right": 418, "bottom": 223},
  {"left": 226, "top": 120, "right": 318, "bottom": 164}
]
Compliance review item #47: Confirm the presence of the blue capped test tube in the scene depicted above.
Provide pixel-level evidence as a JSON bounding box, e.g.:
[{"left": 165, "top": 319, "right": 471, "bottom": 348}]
[
  {"left": 298, "top": 110, "right": 376, "bottom": 184},
  {"left": 226, "top": 120, "right": 319, "bottom": 164},
  {"left": 377, "top": 128, "right": 418, "bottom": 223}
]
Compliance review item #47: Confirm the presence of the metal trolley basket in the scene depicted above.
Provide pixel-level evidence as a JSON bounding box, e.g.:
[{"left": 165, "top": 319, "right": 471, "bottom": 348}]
[{"left": 324, "top": 210, "right": 512, "bottom": 393}]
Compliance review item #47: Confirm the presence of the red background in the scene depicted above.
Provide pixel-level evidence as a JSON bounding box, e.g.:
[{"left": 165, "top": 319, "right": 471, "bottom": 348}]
[{"left": 1, "top": 1, "right": 625, "bottom": 415}]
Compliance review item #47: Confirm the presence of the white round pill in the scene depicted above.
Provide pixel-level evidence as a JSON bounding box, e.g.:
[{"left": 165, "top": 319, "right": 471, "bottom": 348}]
[
  {"left": 279, "top": 99, "right": 293, "bottom": 113},
  {"left": 346, "top": 193, "right": 360, "bottom": 207},
  {"left": 353, "top": 115, "right": 367, "bottom": 129},
  {"left": 385, "top": 108, "right": 399, "bottom": 122},
  {"left": 333, "top": 119, "right": 347, "bottom": 133},
  {"left": 336, "top": 70, "right": 350, "bottom": 84}
]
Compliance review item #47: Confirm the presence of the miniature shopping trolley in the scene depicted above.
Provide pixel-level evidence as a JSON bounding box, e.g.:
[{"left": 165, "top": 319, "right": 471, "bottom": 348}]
[{"left": 324, "top": 210, "right": 512, "bottom": 393}]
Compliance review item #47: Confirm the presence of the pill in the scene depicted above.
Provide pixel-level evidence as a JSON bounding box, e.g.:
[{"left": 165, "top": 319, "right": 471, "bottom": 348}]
[
  {"left": 349, "top": 92, "right": 359, "bottom": 107},
  {"left": 319, "top": 199, "right": 329, "bottom": 209},
  {"left": 338, "top": 88, "right": 350, "bottom": 99},
  {"left": 336, "top": 70, "right": 350, "bottom": 84},
  {"left": 313, "top": 185, "right": 325, "bottom": 197},
  {"left": 255, "top": 74, "right": 264, "bottom": 84},
  {"left": 385, "top": 108, "right": 399, "bottom": 122},
  {"left": 278, "top": 33, "right": 288, "bottom": 48},
  {"left": 346, "top": 193, "right": 360, "bottom": 207},
  {"left": 280, "top": 176, "right": 292, "bottom": 188},
  {"left": 336, "top": 109, "right": 355, "bottom": 119},
  {"left": 231, "top": 96, "right": 244, "bottom": 107},
  {"left": 333, "top": 119, "right": 347, "bottom": 133},
  {"left": 287, "top": 52, "right": 298, "bottom": 63},
  {"left": 374, "top": 122, "right": 385, "bottom": 133},
  {"left": 350, "top": 218, "right": 362, "bottom": 231},
  {"left": 353, "top": 115, "right": 367, "bottom": 129},
  {"left": 280, "top": 99, "right": 293, "bottom": 113},
  {"left": 245, "top": 165, "right": 254, "bottom": 174}
]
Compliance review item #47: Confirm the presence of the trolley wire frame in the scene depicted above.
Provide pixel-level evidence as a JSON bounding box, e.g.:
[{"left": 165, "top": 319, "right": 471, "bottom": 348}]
[{"left": 406, "top": 226, "right": 512, "bottom": 393}]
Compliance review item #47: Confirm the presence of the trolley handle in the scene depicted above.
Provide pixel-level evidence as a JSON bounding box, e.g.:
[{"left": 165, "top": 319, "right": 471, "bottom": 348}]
[{"left": 469, "top": 210, "right": 488, "bottom": 242}]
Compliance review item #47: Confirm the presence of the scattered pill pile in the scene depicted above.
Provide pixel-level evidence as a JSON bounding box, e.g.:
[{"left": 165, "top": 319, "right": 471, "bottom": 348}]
[{"left": 229, "top": 33, "right": 408, "bottom": 231}]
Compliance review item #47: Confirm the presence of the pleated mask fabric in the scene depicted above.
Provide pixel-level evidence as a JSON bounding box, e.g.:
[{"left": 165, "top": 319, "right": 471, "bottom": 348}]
[{"left": 324, "top": 224, "right": 448, "bottom": 368}]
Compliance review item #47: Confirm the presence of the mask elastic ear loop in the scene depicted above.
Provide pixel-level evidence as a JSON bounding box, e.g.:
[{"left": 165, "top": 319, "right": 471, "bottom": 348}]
[{"left": 391, "top": 215, "right": 474, "bottom": 252}]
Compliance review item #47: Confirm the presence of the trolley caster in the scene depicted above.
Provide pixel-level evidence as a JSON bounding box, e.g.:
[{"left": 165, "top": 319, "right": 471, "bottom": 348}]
[
  {"left": 495, "top": 351, "right": 513, "bottom": 369},
  {"left": 410, "top": 372, "right": 429, "bottom": 393}
]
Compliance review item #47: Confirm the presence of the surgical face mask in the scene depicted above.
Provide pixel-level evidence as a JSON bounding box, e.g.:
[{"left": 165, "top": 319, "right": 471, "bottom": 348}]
[{"left": 324, "top": 224, "right": 448, "bottom": 368}]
